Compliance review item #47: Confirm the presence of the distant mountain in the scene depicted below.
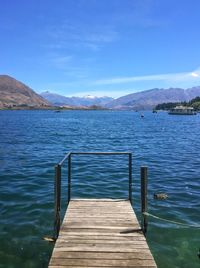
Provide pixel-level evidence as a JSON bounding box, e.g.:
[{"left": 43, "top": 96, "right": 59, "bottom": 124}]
[
  {"left": 41, "top": 91, "right": 114, "bottom": 107},
  {"left": 106, "top": 87, "right": 200, "bottom": 110},
  {"left": 3, "top": 76, "right": 200, "bottom": 111},
  {"left": 0, "top": 75, "right": 50, "bottom": 108}
]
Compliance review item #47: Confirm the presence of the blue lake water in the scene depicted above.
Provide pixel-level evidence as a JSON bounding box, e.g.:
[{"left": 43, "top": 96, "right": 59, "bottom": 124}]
[{"left": 0, "top": 110, "right": 200, "bottom": 268}]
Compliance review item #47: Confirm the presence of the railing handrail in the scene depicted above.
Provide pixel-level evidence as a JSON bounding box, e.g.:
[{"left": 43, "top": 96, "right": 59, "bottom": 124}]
[
  {"left": 58, "top": 151, "right": 132, "bottom": 166},
  {"left": 58, "top": 152, "right": 71, "bottom": 166},
  {"left": 54, "top": 151, "right": 133, "bottom": 239}
]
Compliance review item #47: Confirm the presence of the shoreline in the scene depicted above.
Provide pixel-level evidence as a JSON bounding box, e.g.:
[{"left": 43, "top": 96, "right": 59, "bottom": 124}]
[{"left": 0, "top": 105, "right": 110, "bottom": 111}]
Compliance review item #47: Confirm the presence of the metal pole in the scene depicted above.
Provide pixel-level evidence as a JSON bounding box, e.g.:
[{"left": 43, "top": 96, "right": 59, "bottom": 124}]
[
  {"left": 54, "top": 164, "right": 61, "bottom": 239},
  {"left": 129, "top": 153, "right": 132, "bottom": 205},
  {"left": 68, "top": 154, "right": 71, "bottom": 205},
  {"left": 141, "top": 166, "right": 148, "bottom": 235}
]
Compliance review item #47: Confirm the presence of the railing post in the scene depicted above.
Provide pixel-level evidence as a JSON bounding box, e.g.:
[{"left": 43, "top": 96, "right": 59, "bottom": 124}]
[
  {"left": 68, "top": 153, "right": 71, "bottom": 205},
  {"left": 129, "top": 153, "right": 132, "bottom": 205},
  {"left": 141, "top": 166, "right": 148, "bottom": 235},
  {"left": 54, "top": 164, "right": 61, "bottom": 239}
]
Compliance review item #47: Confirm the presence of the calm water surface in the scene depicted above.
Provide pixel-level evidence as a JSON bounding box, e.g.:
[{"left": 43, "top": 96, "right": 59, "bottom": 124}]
[{"left": 0, "top": 110, "right": 200, "bottom": 268}]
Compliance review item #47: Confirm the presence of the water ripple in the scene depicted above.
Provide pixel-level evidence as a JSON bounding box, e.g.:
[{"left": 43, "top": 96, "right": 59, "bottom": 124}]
[{"left": 0, "top": 110, "right": 200, "bottom": 267}]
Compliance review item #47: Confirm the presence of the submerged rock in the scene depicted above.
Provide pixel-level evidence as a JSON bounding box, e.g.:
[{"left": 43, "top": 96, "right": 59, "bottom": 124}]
[{"left": 154, "top": 193, "right": 168, "bottom": 200}]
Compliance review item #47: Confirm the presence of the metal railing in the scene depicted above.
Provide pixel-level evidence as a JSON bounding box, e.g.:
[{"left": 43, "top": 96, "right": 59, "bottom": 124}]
[
  {"left": 141, "top": 166, "right": 148, "bottom": 235},
  {"left": 54, "top": 151, "right": 133, "bottom": 239}
]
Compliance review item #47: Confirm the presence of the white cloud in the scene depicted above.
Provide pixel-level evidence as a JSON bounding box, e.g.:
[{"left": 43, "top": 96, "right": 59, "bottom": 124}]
[
  {"left": 93, "top": 68, "right": 200, "bottom": 85},
  {"left": 190, "top": 72, "right": 200, "bottom": 77}
]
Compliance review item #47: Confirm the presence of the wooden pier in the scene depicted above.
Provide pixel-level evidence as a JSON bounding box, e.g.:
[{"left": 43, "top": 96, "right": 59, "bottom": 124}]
[
  {"left": 48, "top": 199, "right": 157, "bottom": 268},
  {"left": 48, "top": 152, "right": 157, "bottom": 268}
]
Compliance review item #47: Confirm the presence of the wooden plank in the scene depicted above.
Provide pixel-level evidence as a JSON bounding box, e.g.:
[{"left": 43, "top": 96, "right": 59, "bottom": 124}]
[
  {"left": 64, "top": 218, "right": 138, "bottom": 223},
  {"left": 56, "top": 235, "right": 146, "bottom": 241},
  {"left": 65, "top": 215, "right": 135, "bottom": 218},
  {"left": 67, "top": 204, "right": 133, "bottom": 208},
  {"left": 60, "top": 227, "right": 141, "bottom": 232},
  {"left": 66, "top": 209, "right": 134, "bottom": 213},
  {"left": 53, "top": 247, "right": 151, "bottom": 253},
  {"left": 61, "top": 231, "right": 142, "bottom": 236},
  {"left": 59, "top": 231, "right": 144, "bottom": 237},
  {"left": 49, "top": 258, "right": 156, "bottom": 266},
  {"left": 53, "top": 245, "right": 149, "bottom": 252},
  {"left": 62, "top": 223, "right": 139, "bottom": 228},
  {"left": 48, "top": 199, "right": 157, "bottom": 268},
  {"left": 57, "top": 240, "right": 146, "bottom": 245},
  {"left": 51, "top": 251, "right": 154, "bottom": 260},
  {"left": 56, "top": 241, "right": 147, "bottom": 247},
  {"left": 69, "top": 199, "right": 129, "bottom": 202},
  {"left": 67, "top": 205, "right": 132, "bottom": 209},
  {"left": 59, "top": 228, "right": 142, "bottom": 234},
  {"left": 49, "top": 266, "right": 156, "bottom": 268},
  {"left": 64, "top": 219, "right": 136, "bottom": 222}
]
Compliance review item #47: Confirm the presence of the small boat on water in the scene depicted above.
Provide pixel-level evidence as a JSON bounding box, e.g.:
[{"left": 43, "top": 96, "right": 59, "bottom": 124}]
[{"left": 168, "top": 106, "right": 197, "bottom": 115}]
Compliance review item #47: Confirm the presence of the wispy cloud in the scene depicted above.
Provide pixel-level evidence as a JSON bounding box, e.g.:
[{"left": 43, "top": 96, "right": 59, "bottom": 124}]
[
  {"left": 51, "top": 55, "right": 72, "bottom": 67},
  {"left": 47, "top": 22, "right": 118, "bottom": 51},
  {"left": 93, "top": 68, "right": 200, "bottom": 85},
  {"left": 44, "top": 54, "right": 74, "bottom": 71}
]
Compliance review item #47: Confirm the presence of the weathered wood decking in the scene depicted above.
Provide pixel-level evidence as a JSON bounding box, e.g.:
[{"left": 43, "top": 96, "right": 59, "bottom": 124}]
[{"left": 48, "top": 199, "right": 157, "bottom": 268}]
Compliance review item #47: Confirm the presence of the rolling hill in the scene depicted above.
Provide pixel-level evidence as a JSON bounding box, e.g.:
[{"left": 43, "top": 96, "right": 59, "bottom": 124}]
[{"left": 0, "top": 75, "right": 50, "bottom": 108}]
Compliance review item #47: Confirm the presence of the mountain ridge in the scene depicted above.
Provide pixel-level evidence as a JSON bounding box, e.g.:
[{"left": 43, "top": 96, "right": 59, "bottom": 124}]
[
  {"left": 105, "top": 87, "right": 200, "bottom": 110},
  {"left": 0, "top": 75, "right": 50, "bottom": 108},
  {"left": 1, "top": 75, "right": 200, "bottom": 110},
  {"left": 40, "top": 91, "right": 114, "bottom": 107}
]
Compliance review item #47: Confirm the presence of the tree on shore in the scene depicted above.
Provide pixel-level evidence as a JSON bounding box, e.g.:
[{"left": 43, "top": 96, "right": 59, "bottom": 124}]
[{"left": 155, "top": 97, "right": 200, "bottom": 111}]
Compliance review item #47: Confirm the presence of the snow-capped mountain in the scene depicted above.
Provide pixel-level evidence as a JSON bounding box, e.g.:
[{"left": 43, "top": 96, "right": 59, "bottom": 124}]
[{"left": 40, "top": 91, "right": 114, "bottom": 107}]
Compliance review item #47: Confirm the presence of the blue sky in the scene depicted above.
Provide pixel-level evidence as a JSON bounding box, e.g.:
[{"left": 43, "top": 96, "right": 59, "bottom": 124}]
[{"left": 1, "top": 0, "right": 200, "bottom": 98}]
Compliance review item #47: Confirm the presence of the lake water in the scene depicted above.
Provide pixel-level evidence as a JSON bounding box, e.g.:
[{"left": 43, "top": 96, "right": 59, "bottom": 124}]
[{"left": 0, "top": 110, "right": 200, "bottom": 268}]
